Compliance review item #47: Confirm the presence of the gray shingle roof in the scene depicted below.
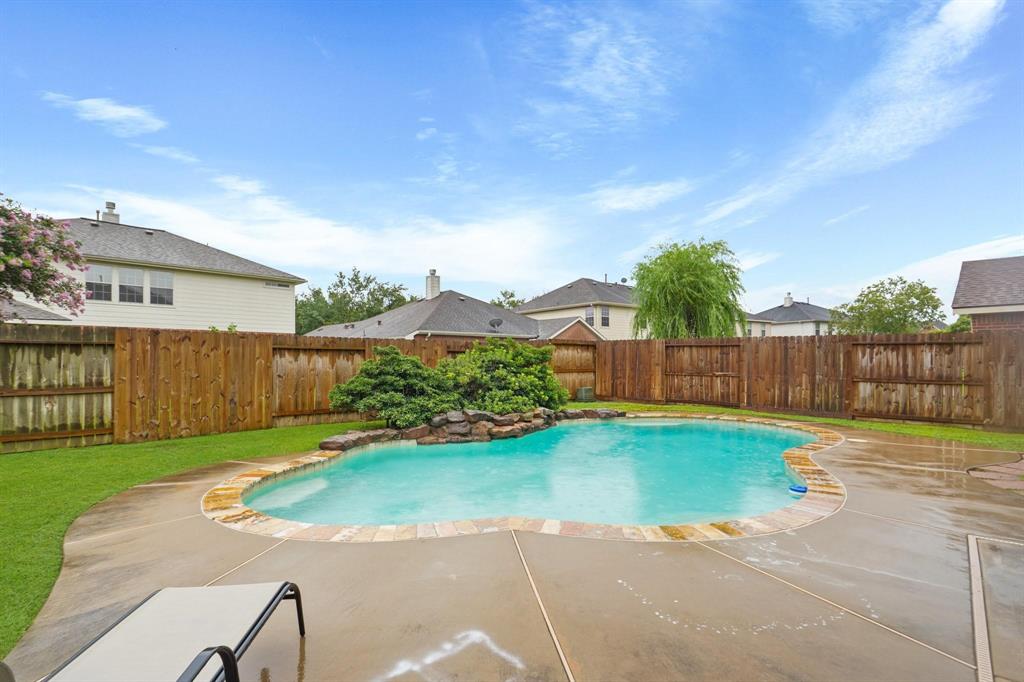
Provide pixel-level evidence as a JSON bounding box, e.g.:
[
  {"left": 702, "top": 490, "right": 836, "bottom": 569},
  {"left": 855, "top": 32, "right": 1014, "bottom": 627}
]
[
  {"left": 307, "top": 290, "right": 544, "bottom": 338},
  {"left": 516, "top": 278, "right": 634, "bottom": 312},
  {"left": 66, "top": 218, "right": 305, "bottom": 283},
  {"left": 0, "top": 299, "right": 70, "bottom": 321},
  {"left": 751, "top": 301, "right": 833, "bottom": 323},
  {"left": 952, "top": 256, "right": 1024, "bottom": 309}
]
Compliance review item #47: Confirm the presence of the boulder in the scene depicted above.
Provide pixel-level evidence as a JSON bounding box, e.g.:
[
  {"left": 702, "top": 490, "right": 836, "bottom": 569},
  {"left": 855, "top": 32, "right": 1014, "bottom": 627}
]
[
  {"left": 319, "top": 434, "right": 357, "bottom": 450},
  {"left": 531, "top": 418, "right": 546, "bottom": 429},
  {"left": 464, "top": 409, "right": 493, "bottom": 423},
  {"left": 416, "top": 436, "right": 446, "bottom": 445},
  {"left": 535, "top": 407, "right": 555, "bottom": 420},
  {"left": 492, "top": 413, "right": 519, "bottom": 426},
  {"left": 446, "top": 410, "right": 467, "bottom": 423},
  {"left": 400, "top": 424, "right": 431, "bottom": 440},
  {"left": 429, "top": 414, "right": 448, "bottom": 428},
  {"left": 471, "top": 421, "right": 494, "bottom": 439},
  {"left": 581, "top": 409, "right": 601, "bottom": 419},
  {"left": 490, "top": 425, "right": 523, "bottom": 439},
  {"left": 447, "top": 434, "right": 474, "bottom": 444},
  {"left": 520, "top": 412, "right": 535, "bottom": 423},
  {"left": 560, "top": 409, "right": 584, "bottom": 420},
  {"left": 446, "top": 420, "right": 472, "bottom": 436},
  {"left": 596, "top": 408, "right": 624, "bottom": 419}
]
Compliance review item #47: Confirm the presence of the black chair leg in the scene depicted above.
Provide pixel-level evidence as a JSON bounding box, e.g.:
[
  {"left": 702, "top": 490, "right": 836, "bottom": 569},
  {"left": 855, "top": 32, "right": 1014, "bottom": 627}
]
[{"left": 285, "top": 583, "right": 306, "bottom": 636}]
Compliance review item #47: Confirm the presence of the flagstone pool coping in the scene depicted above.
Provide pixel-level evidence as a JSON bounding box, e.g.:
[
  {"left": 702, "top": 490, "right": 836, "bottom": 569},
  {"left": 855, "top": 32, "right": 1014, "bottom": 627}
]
[{"left": 201, "top": 413, "right": 847, "bottom": 543}]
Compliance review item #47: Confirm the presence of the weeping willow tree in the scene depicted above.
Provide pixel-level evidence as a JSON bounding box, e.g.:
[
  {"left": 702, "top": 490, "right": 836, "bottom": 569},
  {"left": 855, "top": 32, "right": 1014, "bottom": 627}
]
[{"left": 631, "top": 239, "right": 746, "bottom": 338}]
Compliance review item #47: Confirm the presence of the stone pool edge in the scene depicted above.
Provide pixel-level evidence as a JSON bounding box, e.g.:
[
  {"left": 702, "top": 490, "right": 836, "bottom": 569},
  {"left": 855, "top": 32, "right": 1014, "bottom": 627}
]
[{"left": 200, "top": 413, "right": 846, "bottom": 544}]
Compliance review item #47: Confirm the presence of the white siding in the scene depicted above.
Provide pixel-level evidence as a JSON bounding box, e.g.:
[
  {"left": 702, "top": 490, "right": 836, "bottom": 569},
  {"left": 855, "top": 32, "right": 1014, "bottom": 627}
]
[
  {"left": 16, "top": 261, "right": 297, "bottom": 332},
  {"left": 524, "top": 304, "right": 638, "bottom": 340}
]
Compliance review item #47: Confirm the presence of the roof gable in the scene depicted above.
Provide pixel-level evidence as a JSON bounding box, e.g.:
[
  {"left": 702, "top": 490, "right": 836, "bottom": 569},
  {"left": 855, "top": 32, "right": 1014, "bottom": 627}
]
[
  {"left": 752, "top": 301, "right": 833, "bottom": 323},
  {"left": 67, "top": 218, "right": 305, "bottom": 283},
  {"left": 952, "top": 256, "right": 1024, "bottom": 309}
]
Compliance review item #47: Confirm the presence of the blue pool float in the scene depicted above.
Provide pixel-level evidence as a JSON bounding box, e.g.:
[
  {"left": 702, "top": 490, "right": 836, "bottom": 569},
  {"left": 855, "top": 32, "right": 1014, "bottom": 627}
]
[{"left": 789, "top": 484, "right": 808, "bottom": 494}]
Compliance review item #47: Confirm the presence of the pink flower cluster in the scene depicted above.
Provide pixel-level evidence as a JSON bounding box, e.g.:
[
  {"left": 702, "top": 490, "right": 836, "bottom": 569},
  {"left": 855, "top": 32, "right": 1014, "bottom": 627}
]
[{"left": 1, "top": 194, "right": 87, "bottom": 319}]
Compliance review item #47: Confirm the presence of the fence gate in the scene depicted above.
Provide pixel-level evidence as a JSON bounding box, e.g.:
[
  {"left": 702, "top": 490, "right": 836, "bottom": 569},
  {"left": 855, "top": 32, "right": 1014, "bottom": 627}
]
[{"left": 664, "top": 340, "right": 742, "bottom": 407}]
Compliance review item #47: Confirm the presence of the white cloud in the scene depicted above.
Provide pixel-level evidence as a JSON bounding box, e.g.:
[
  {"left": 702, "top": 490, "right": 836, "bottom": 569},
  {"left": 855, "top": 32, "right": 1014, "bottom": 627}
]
[
  {"left": 42, "top": 182, "right": 572, "bottom": 291},
  {"left": 42, "top": 92, "right": 166, "bottom": 137},
  {"left": 415, "top": 127, "right": 438, "bottom": 141},
  {"left": 697, "top": 0, "right": 1004, "bottom": 227},
  {"left": 823, "top": 204, "right": 870, "bottom": 226},
  {"left": 590, "top": 178, "right": 693, "bottom": 212},
  {"left": 736, "top": 250, "right": 781, "bottom": 271},
  {"left": 800, "top": 0, "right": 891, "bottom": 35},
  {"left": 212, "top": 175, "right": 265, "bottom": 195},
  {"left": 132, "top": 144, "right": 199, "bottom": 164},
  {"left": 418, "top": 116, "right": 435, "bottom": 123}
]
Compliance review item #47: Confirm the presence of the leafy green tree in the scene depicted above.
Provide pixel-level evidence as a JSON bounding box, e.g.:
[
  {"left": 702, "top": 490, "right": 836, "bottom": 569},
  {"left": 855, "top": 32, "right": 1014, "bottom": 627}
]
[
  {"left": 945, "top": 315, "right": 972, "bottom": 333},
  {"left": 489, "top": 289, "right": 525, "bottom": 310},
  {"left": 631, "top": 239, "right": 746, "bottom": 338},
  {"left": 832, "top": 276, "right": 944, "bottom": 334},
  {"left": 296, "top": 267, "right": 414, "bottom": 334},
  {"left": 1, "top": 195, "right": 87, "bottom": 320},
  {"left": 328, "top": 346, "right": 461, "bottom": 428},
  {"left": 439, "top": 338, "right": 569, "bottom": 414}
]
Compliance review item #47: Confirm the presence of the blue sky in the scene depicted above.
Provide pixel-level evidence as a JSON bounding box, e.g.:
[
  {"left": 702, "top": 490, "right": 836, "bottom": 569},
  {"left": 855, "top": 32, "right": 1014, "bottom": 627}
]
[{"left": 1, "top": 0, "right": 1021, "bottom": 316}]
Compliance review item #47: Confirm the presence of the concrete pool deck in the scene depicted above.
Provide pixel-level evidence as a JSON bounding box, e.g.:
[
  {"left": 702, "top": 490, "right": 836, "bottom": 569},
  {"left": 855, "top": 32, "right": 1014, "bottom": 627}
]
[{"left": 6, "top": 424, "right": 1023, "bottom": 681}]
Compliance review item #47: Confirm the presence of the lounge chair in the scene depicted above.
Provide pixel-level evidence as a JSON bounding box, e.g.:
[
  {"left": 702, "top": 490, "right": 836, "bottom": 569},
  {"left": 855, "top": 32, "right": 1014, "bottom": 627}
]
[{"left": 43, "top": 581, "right": 305, "bottom": 682}]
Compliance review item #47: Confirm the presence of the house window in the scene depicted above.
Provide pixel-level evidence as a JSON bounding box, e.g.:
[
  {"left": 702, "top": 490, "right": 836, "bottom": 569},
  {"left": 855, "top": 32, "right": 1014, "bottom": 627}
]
[
  {"left": 84, "top": 264, "right": 112, "bottom": 302},
  {"left": 601, "top": 306, "right": 610, "bottom": 327},
  {"left": 150, "top": 271, "right": 174, "bottom": 305},
  {"left": 745, "top": 324, "right": 752, "bottom": 337},
  {"left": 814, "top": 322, "right": 821, "bottom": 336},
  {"left": 585, "top": 305, "right": 595, "bottom": 326},
  {"left": 760, "top": 323, "right": 767, "bottom": 337},
  {"left": 118, "top": 268, "right": 144, "bottom": 303}
]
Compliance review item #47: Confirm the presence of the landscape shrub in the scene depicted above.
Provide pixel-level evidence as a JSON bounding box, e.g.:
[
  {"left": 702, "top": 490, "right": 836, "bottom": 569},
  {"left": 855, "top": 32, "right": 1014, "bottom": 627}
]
[
  {"left": 327, "top": 346, "right": 462, "bottom": 428},
  {"left": 439, "top": 338, "right": 569, "bottom": 415}
]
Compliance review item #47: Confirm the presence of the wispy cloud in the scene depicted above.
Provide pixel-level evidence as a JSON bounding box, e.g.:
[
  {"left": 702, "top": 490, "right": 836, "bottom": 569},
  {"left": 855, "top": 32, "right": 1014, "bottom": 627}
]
[
  {"left": 513, "top": 2, "right": 708, "bottom": 156},
  {"left": 823, "top": 204, "right": 870, "bottom": 226},
  {"left": 415, "top": 127, "right": 438, "bottom": 141},
  {"left": 132, "top": 144, "right": 199, "bottom": 164},
  {"left": 590, "top": 178, "right": 692, "bottom": 212},
  {"left": 736, "top": 250, "right": 781, "bottom": 271},
  {"left": 800, "top": 0, "right": 892, "bottom": 35},
  {"left": 42, "top": 92, "right": 166, "bottom": 137},
  {"left": 697, "top": 0, "right": 1004, "bottom": 227},
  {"left": 212, "top": 175, "right": 265, "bottom": 195}
]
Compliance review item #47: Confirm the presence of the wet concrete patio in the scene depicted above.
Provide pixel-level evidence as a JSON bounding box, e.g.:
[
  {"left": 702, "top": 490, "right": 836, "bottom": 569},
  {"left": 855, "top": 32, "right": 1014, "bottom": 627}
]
[{"left": 6, "top": 426, "right": 1023, "bottom": 682}]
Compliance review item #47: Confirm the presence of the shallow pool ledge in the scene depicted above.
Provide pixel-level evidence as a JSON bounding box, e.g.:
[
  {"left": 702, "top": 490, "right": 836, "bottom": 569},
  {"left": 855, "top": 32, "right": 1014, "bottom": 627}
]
[{"left": 200, "top": 413, "right": 846, "bottom": 544}]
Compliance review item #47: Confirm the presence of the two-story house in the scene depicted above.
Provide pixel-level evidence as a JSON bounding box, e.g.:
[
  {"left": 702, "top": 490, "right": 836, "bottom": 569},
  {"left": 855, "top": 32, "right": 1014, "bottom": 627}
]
[
  {"left": 15, "top": 202, "right": 305, "bottom": 332},
  {"left": 517, "top": 277, "right": 638, "bottom": 340}
]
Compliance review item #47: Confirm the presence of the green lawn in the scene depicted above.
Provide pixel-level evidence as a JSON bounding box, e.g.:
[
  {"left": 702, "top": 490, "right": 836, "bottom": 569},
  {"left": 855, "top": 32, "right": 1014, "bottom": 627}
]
[
  {"left": 0, "top": 420, "right": 381, "bottom": 658},
  {"left": 570, "top": 401, "right": 1024, "bottom": 451}
]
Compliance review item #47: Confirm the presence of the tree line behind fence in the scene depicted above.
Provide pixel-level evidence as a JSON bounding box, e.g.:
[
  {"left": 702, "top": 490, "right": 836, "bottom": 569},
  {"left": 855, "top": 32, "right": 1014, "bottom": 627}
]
[{"left": 1, "top": 324, "right": 1021, "bottom": 453}]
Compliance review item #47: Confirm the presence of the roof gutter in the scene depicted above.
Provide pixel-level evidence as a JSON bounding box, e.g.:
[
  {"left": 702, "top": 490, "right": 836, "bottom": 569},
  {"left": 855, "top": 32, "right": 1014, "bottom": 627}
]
[{"left": 82, "top": 256, "right": 306, "bottom": 284}]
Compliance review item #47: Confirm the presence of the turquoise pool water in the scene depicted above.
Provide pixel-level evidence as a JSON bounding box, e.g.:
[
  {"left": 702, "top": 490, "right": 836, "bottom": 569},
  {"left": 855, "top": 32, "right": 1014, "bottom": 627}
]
[{"left": 245, "top": 419, "right": 815, "bottom": 526}]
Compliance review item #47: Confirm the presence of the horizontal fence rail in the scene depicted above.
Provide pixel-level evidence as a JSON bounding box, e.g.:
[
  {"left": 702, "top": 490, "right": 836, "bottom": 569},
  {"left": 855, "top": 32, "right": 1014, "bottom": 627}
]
[{"left": 1, "top": 324, "right": 1020, "bottom": 453}]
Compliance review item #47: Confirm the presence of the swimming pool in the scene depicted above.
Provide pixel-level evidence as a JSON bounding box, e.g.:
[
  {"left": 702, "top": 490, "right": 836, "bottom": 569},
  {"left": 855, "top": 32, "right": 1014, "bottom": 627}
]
[{"left": 244, "top": 419, "right": 816, "bottom": 527}]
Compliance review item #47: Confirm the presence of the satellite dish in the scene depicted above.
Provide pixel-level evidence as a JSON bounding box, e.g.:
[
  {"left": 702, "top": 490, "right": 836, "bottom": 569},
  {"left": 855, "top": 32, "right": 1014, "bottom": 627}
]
[{"left": 488, "top": 318, "right": 503, "bottom": 331}]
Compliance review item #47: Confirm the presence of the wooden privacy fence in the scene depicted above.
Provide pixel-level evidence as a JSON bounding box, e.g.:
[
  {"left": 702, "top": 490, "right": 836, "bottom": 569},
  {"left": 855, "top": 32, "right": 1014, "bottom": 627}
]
[
  {"left": 1, "top": 325, "right": 598, "bottom": 451},
  {"left": 598, "top": 333, "right": 1023, "bottom": 427},
  {"left": 1, "top": 324, "right": 1020, "bottom": 452}
]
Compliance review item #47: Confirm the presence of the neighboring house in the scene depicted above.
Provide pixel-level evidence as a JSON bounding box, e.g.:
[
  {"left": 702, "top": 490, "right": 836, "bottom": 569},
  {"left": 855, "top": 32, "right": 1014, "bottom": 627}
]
[
  {"left": 517, "top": 277, "right": 637, "bottom": 340},
  {"left": 746, "top": 293, "right": 833, "bottom": 337},
  {"left": 952, "top": 255, "right": 1024, "bottom": 331},
  {"left": 14, "top": 202, "right": 305, "bottom": 332},
  {"left": 308, "top": 270, "right": 602, "bottom": 341}
]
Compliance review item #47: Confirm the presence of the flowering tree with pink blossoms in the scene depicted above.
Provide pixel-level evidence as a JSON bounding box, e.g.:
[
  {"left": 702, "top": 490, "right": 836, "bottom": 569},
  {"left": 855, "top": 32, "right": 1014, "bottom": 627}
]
[{"left": 0, "top": 194, "right": 87, "bottom": 320}]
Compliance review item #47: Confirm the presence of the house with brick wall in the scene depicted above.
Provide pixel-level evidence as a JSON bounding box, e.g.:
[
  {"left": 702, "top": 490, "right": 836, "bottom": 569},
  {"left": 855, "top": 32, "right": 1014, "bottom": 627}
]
[{"left": 951, "top": 255, "right": 1024, "bottom": 331}]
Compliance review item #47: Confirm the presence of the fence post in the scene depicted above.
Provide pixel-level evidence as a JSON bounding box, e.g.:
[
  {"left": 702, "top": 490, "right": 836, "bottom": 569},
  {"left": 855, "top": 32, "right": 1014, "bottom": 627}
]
[
  {"left": 652, "top": 339, "right": 665, "bottom": 403},
  {"left": 842, "top": 336, "right": 856, "bottom": 418}
]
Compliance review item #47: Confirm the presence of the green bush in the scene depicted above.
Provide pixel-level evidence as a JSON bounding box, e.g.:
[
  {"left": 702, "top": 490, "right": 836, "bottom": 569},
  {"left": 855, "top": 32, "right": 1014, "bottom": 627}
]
[
  {"left": 439, "top": 338, "right": 569, "bottom": 415},
  {"left": 327, "top": 346, "right": 462, "bottom": 428}
]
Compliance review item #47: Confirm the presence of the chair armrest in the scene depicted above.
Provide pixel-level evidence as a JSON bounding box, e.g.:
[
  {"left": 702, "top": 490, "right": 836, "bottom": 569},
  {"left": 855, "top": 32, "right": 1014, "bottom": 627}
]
[{"left": 176, "top": 645, "right": 240, "bottom": 682}]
